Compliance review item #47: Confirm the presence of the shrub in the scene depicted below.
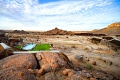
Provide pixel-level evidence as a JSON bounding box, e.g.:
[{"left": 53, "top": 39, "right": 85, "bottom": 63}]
[{"left": 85, "top": 63, "right": 93, "bottom": 70}]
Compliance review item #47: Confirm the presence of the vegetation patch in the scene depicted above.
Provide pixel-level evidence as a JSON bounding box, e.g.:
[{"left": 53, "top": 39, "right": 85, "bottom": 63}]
[
  {"left": 14, "top": 45, "right": 22, "bottom": 49},
  {"left": 31, "top": 43, "right": 51, "bottom": 51},
  {"left": 85, "top": 63, "right": 93, "bottom": 70}
]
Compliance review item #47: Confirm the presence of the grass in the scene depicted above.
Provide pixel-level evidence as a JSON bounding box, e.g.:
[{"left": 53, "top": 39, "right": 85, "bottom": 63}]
[
  {"left": 31, "top": 43, "right": 51, "bottom": 51},
  {"left": 14, "top": 45, "right": 22, "bottom": 49}
]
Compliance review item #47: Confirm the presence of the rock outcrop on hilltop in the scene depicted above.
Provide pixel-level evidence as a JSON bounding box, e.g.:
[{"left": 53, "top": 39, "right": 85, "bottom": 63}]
[
  {"left": 41, "top": 27, "right": 74, "bottom": 35},
  {"left": 92, "top": 22, "right": 120, "bottom": 35}
]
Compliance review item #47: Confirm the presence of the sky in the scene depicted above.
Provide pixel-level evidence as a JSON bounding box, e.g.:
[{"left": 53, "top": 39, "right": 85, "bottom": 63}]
[{"left": 0, "top": 0, "right": 120, "bottom": 31}]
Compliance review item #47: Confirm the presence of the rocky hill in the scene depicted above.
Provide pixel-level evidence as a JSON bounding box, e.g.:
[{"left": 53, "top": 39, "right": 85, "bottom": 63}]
[
  {"left": 13, "top": 30, "right": 29, "bottom": 34},
  {"left": 41, "top": 27, "right": 74, "bottom": 35},
  {"left": 92, "top": 22, "right": 120, "bottom": 36}
]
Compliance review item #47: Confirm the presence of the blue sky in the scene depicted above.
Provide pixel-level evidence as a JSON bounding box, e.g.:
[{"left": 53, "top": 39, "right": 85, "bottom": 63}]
[
  {"left": 0, "top": 0, "right": 120, "bottom": 31},
  {"left": 38, "top": 0, "right": 61, "bottom": 4}
]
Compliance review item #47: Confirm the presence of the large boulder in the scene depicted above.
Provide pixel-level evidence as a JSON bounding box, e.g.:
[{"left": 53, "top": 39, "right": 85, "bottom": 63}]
[
  {"left": 0, "top": 54, "right": 37, "bottom": 70},
  {"left": 36, "top": 52, "right": 72, "bottom": 74},
  {"left": 0, "top": 67, "right": 37, "bottom": 80}
]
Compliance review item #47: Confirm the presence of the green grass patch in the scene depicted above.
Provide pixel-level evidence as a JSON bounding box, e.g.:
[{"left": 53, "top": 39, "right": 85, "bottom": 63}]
[
  {"left": 31, "top": 43, "right": 51, "bottom": 51},
  {"left": 14, "top": 45, "right": 22, "bottom": 49}
]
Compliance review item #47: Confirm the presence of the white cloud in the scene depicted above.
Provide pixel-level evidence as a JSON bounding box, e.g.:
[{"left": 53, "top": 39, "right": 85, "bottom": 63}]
[{"left": 0, "top": 0, "right": 119, "bottom": 31}]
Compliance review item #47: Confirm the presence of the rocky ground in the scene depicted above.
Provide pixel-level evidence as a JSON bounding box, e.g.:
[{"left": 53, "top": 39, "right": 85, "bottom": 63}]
[{"left": 1, "top": 33, "right": 120, "bottom": 80}]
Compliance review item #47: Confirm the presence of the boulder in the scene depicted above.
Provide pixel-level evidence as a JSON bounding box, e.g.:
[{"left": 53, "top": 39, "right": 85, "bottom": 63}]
[
  {"left": 63, "top": 69, "right": 88, "bottom": 80},
  {"left": 0, "top": 54, "right": 37, "bottom": 70},
  {"left": 39, "top": 69, "right": 85, "bottom": 80},
  {"left": 0, "top": 67, "right": 37, "bottom": 80},
  {"left": 0, "top": 48, "right": 14, "bottom": 60},
  {"left": 36, "top": 52, "right": 72, "bottom": 74}
]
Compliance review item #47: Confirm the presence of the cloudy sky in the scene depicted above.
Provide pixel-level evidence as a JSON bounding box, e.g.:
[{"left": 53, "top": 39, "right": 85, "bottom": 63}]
[{"left": 0, "top": 0, "right": 120, "bottom": 31}]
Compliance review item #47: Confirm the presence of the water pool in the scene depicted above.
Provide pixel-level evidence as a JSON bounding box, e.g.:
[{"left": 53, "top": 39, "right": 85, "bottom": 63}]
[{"left": 22, "top": 44, "right": 36, "bottom": 50}]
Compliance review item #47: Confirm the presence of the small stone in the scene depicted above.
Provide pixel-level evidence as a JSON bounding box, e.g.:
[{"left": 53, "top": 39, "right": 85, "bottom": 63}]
[
  {"left": 97, "top": 73, "right": 99, "bottom": 75},
  {"left": 82, "top": 70, "right": 87, "bottom": 73},
  {"left": 86, "top": 73, "right": 91, "bottom": 78},
  {"left": 63, "top": 69, "right": 72, "bottom": 75},
  {"left": 86, "top": 58, "right": 89, "bottom": 61},
  {"left": 109, "top": 61, "right": 112, "bottom": 66},
  {"left": 92, "top": 61, "right": 96, "bottom": 65}
]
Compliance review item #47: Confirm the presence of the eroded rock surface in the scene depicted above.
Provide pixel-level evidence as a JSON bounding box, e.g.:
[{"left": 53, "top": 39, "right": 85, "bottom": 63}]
[
  {"left": 0, "top": 48, "right": 13, "bottom": 60},
  {"left": 36, "top": 52, "right": 73, "bottom": 74},
  {"left": 0, "top": 67, "right": 37, "bottom": 80},
  {"left": 0, "top": 54, "right": 37, "bottom": 70}
]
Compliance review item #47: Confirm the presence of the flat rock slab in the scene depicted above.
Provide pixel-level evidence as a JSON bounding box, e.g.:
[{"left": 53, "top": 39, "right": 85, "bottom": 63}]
[
  {"left": 0, "top": 54, "right": 37, "bottom": 70},
  {"left": 0, "top": 67, "right": 37, "bottom": 80}
]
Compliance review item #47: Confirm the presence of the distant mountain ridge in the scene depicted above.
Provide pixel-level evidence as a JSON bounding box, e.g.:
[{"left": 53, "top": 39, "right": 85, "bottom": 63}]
[{"left": 92, "top": 22, "right": 120, "bottom": 36}]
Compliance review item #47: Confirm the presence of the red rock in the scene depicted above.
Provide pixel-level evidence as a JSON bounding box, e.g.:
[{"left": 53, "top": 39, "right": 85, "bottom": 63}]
[
  {"left": 0, "top": 67, "right": 37, "bottom": 80},
  {"left": 0, "top": 54, "right": 37, "bottom": 70},
  {"left": 36, "top": 52, "right": 72, "bottom": 73},
  {"left": 92, "top": 61, "right": 96, "bottom": 65}
]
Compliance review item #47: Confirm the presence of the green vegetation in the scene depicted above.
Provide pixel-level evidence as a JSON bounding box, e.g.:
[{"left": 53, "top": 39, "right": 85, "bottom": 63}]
[
  {"left": 14, "top": 45, "right": 22, "bottom": 49},
  {"left": 85, "top": 63, "right": 93, "bottom": 70},
  {"left": 31, "top": 43, "right": 51, "bottom": 51}
]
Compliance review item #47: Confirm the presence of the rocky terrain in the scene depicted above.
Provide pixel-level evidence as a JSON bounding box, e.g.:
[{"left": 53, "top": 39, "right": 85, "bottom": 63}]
[
  {"left": 41, "top": 27, "right": 74, "bottom": 35},
  {"left": 0, "top": 22, "right": 120, "bottom": 80}
]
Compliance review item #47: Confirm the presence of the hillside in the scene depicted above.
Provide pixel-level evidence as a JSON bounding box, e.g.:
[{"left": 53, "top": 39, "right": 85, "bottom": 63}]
[{"left": 92, "top": 22, "right": 120, "bottom": 36}]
